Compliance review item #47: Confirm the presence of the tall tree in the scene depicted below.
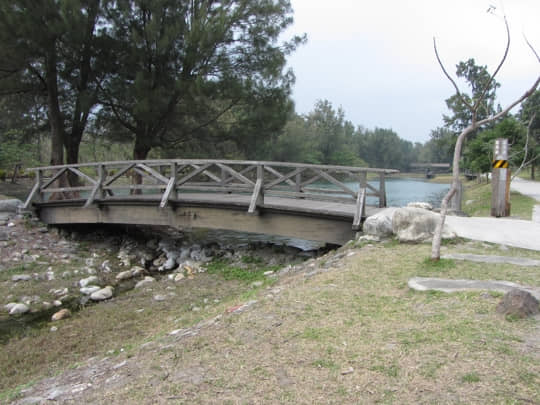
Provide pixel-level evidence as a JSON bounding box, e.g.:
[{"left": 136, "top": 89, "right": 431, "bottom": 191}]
[
  {"left": 98, "top": 0, "right": 304, "bottom": 161},
  {"left": 0, "top": 0, "right": 107, "bottom": 170}
]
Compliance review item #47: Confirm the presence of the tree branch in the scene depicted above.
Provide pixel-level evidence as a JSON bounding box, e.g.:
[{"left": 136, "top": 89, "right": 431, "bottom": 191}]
[
  {"left": 433, "top": 38, "right": 472, "bottom": 110},
  {"left": 473, "top": 16, "right": 510, "bottom": 112}
]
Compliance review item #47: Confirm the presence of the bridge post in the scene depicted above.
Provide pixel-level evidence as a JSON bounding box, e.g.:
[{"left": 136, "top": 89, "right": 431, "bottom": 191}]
[
  {"left": 379, "top": 173, "right": 387, "bottom": 208},
  {"left": 248, "top": 164, "right": 264, "bottom": 214},
  {"left": 171, "top": 162, "right": 178, "bottom": 200}
]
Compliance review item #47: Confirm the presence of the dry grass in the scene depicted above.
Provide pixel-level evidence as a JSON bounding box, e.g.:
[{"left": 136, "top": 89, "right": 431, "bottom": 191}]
[{"left": 3, "top": 240, "right": 537, "bottom": 404}]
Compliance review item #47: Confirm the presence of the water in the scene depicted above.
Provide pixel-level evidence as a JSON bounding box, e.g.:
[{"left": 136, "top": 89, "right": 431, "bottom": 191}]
[{"left": 184, "top": 178, "right": 449, "bottom": 251}]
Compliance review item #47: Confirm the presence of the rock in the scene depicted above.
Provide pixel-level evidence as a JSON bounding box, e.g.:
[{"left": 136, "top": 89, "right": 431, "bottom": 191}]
[
  {"left": 9, "top": 303, "right": 30, "bottom": 315},
  {"left": 0, "top": 199, "right": 23, "bottom": 213},
  {"left": 4, "top": 302, "right": 17, "bottom": 312},
  {"left": 131, "top": 266, "right": 144, "bottom": 277},
  {"left": 80, "top": 286, "right": 101, "bottom": 295},
  {"left": 51, "top": 308, "right": 71, "bottom": 321},
  {"left": 0, "top": 231, "right": 8, "bottom": 241},
  {"left": 174, "top": 273, "right": 185, "bottom": 282},
  {"left": 116, "top": 270, "right": 134, "bottom": 281},
  {"left": 363, "top": 208, "right": 396, "bottom": 238},
  {"left": 407, "top": 202, "right": 433, "bottom": 210},
  {"left": 101, "top": 259, "right": 112, "bottom": 272},
  {"left": 50, "top": 326, "right": 58, "bottom": 332},
  {"left": 496, "top": 289, "right": 540, "bottom": 319},
  {"left": 251, "top": 281, "right": 264, "bottom": 288},
  {"left": 392, "top": 207, "right": 456, "bottom": 243},
  {"left": 79, "top": 275, "right": 99, "bottom": 288},
  {"left": 159, "top": 257, "right": 177, "bottom": 271},
  {"left": 135, "top": 276, "right": 155, "bottom": 289},
  {"left": 153, "top": 294, "right": 166, "bottom": 302},
  {"left": 11, "top": 274, "right": 32, "bottom": 282},
  {"left": 90, "top": 286, "right": 114, "bottom": 301}
]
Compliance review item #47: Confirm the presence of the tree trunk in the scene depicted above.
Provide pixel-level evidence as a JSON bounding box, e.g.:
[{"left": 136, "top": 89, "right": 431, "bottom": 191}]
[
  {"left": 131, "top": 136, "right": 151, "bottom": 195},
  {"left": 532, "top": 163, "right": 536, "bottom": 180}
]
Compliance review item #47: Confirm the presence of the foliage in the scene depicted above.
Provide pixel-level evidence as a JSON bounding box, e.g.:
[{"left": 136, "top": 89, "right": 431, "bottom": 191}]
[
  {"left": 518, "top": 90, "right": 540, "bottom": 179},
  {"left": 443, "top": 58, "right": 500, "bottom": 133},
  {"left": 97, "top": 0, "right": 304, "bottom": 160},
  {"left": 463, "top": 117, "right": 525, "bottom": 174}
]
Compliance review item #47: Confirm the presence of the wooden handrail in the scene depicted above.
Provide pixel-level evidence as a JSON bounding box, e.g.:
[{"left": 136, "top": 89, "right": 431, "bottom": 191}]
[{"left": 24, "top": 159, "right": 399, "bottom": 229}]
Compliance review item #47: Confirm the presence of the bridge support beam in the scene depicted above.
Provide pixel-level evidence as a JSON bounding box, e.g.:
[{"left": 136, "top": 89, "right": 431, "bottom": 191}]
[{"left": 37, "top": 202, "right": 356, "bottom": 245}]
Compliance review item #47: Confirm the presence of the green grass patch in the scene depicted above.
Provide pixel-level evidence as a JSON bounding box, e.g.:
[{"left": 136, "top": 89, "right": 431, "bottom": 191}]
[
  {"left": 205, "top": 258, "right": 279, "bottom": 283},
  {"left": 461, "top": 372, "right": 481, "bottom": 383},
  {"left": 421, "top": 257, "right": 456, "bottom": 272},
  {"left": 463, "top": 182, "right": 536, "bottom": 219}
]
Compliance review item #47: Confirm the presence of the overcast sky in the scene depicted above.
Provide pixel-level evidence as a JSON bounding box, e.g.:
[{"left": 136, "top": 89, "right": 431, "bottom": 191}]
[{"left": 285, "top": 0, "right": 540, "bottom": 144}]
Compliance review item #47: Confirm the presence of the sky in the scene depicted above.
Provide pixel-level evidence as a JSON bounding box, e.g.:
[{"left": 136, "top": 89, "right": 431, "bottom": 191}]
[{"left": 285, "top": 0, "right": 540, "bottom": 144}]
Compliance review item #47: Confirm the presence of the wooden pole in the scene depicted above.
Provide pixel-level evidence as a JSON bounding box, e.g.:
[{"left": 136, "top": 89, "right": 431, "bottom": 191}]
[{"left": 491, "top": 138, "right": 510, "bottom": 217}]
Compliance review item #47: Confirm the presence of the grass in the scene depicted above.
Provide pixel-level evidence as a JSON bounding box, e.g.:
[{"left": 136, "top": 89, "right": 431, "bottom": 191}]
[
  {"left": 1, "top": 242, "right": 540, "bottom": 404},
  {"left": 205, "top": 257, "right": 280, "bottom": 283},
  {"left": 463, "top": 181, "right": 536, "bottom": 219}
]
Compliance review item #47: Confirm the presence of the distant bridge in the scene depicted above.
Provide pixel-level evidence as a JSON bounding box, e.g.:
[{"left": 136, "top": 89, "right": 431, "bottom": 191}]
[{"left": 24, "top": 160, "right": 398, "bottom": 245}]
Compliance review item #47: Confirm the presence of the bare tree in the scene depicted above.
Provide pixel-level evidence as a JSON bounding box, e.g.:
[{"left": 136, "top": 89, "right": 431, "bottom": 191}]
[{"left": 431, "top": 17, "right": 540, "bottom": 260}]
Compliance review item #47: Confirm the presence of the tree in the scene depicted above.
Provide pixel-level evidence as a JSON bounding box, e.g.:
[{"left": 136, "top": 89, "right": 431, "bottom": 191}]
[
  {"left": 463, "top": 117, "right": 525, "bottom": 180},
  {"left": 98, "top": 0, "right": 304, "bottom": 161},
  {"left": 0, "top": 0, "right": 107, "bottom": 171},
  {"left": 431, "top": 17, "right": 540, "bottom": 260},
  {"left": 443, "top": 58, "right": 500, "bottom": 133}
]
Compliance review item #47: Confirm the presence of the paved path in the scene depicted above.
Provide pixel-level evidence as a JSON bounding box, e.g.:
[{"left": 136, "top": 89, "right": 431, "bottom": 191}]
[
  {"left": 442, "top": 178, "right": 540, "bottom": 251},
  {"left": 408, "top": 277, "right": 540, "bottom": 300},
  {"left": 510, "top": 177, "right": 540, "bottom": 223}
]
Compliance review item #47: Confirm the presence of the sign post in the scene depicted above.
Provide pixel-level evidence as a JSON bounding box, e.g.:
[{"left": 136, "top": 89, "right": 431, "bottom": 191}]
[{"left": 491, "top": 138, "right": 511, "bottom": 217}]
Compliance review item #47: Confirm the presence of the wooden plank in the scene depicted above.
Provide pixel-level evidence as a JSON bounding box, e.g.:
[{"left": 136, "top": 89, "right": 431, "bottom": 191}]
[
  {"left": 352, "top": 187, "right": 366, "bottom": 231},
  {"left": 104, "top": 163, "right": 135, "bottom": 186},
  {"left": 160, "top": 177, "right": 176, "bottom": 208},
  {"left": 266, "top": 190, "right": 354, "bottom": 204},
  {"left": 41, "top": 167, "right": 68, "bottom": 190},
  {"left": 136, "top": 163, "right": 170, "bottom": 184},
  {"left": 176, "top": 163, "right": 213, "bottom": 186},
  {"left": 189, "top": 164, "right": 222, "bottom": 183},
  {"left": 23, "top": 181, "right": 40, "bottom": 209},
  {"left": 265, "top": 167, "right": 304, "bottom": 189},
  {"left": 264, "top": 166, "right": 296, "bottom": 187},
  {"left": 68, "top": 167, "right": 97, "bottom": 185},
  {"left": 248, "top": 178, "right": 264, "bottom": 214},
  {"left": 84, "top": 164, "right": 106, "bottom": 208},
  {"left": 313, "top": 169, "right": 356, "bottom": 197},
  {"left": 216, "top": 163, "right": 255, "bottom": 187}
]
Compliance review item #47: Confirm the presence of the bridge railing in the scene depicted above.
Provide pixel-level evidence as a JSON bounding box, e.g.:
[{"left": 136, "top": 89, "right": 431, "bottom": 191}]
[{"left": 24, "top": 159, "right": 399, "bottom": 230}]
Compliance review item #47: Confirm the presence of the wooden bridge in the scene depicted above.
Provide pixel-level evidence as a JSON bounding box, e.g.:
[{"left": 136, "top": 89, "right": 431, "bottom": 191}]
[{"left": 23, "top": 160, "right": 398, "bottom": 245}]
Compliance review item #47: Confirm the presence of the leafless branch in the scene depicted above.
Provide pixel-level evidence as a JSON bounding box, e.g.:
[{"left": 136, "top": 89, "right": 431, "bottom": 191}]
[
  {"left": 433, "top": 38, "right": 472, "bottom": 110},
  {"left": 512, "top": 113, "right": 536, "bottom": 180},
  {"left": 524, "top": 35, "right": 540, "bottom": 63},
  {"left": 473, "top": 17, "right": 510, "bottom": 112}
]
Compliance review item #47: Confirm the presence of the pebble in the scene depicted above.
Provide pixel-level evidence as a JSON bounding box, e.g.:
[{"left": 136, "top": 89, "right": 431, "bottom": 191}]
[
  {"left": 11, "top": 274, "right": 32, "bottom": 282},
  {"left": 153, "top": 294, "right": 166, "bottom": 302},
  {"left": 174, "top": 273, "right": 185, "bottom": 282},
  {"left": 135, "top": 276, "right": 156, "bottom": 289},
  {"left": 51, "top": 308, "right": 72, "bottom": 321},
  {"left": 50, "top": 326, "right": 58, "bottom": 332}
]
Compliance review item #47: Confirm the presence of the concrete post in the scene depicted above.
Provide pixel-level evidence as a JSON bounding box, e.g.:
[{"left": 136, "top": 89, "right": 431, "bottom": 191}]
[{"left": 491, "top": 138, "right": 511, "bottom": 217}]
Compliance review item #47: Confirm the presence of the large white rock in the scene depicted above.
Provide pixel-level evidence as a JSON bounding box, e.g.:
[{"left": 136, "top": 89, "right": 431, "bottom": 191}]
[
  {"left": 407, "top": 202, "right": 433, "bottom": 211},
  {"left": 392, "top": 207, "right": 456, "bottom": 243},
  {"left": 90, "top": 286, "right": 114, "bottom": 301},
  {"left": 80, "top": 286, "right": 101, "bottom": 295},
  {"left": 9, "top": 303, "right": 30, "bottom": 315},
  {"left": 79, "top": 276, "right": 99, "bottom": 288},
  {"left": 0, "top": 199, "right": 23, "bottom": 213},
  {"left": 363, "top": 208, "right": 397, "bottom": 238}
]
